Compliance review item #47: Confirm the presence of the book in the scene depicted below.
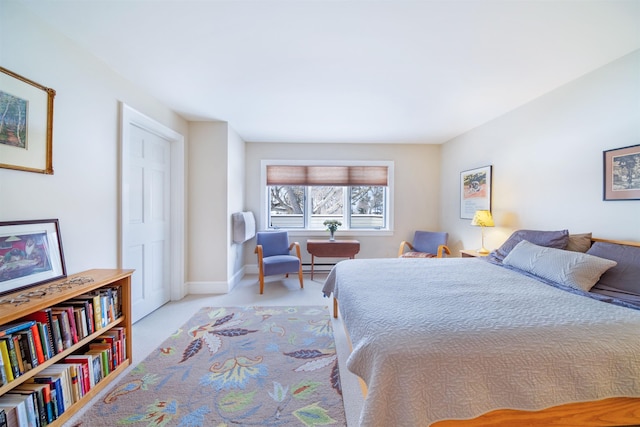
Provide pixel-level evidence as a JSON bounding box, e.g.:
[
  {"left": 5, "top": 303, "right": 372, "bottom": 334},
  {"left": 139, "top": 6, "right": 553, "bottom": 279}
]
[
  {"left": 96, "top": 332, "right": 121, "bottom": 368},
  {"left": 112, "top": 327, "right": 127, "bottom": 361},
  {"left": 76, "top": 293, "right": 103, "bottom": 331},
  {"left": 28, "top": 323, "right": 45, "bottom": 365},
  {"left": 16, "top": 329, "right": 38, "bottom": 371},
  {"left": 73, "top": 307, "right": 88, "bottom": 339},
  {"left": 9, "top": 387, "right": 46, "bottom": 427},
  {"left": 0, "top": 339, "right": 14, "bottom": 383},
  {"left": 33, "top": 372, "right": 66, "bottom": 417},
  {"left": 39, "top": 323, "right": 52, "bottom": 360},
  {"left": 63, "top": 363, "right": 82, "bottom": 403},
  {"left": 10, "top": 336, "right": 25, "bottom": 375},
  {"left": 66, "top": 299, "right": 94, "bottom": 335},
  {"left": 0, "top": 408, "right": 6, "bottom": 427},
  {"left": 34, "top": 382, "right": 55, "bottom": 423},
  {"left": 0, "top": 350, "right": 6, "bottom": 386},
  {"left": 64, "top": 354, "right": 94, "bottom": 392},
  {"left": 14, "top": 383, "right": 50, "bottom": 426},
  {"left": 50, "top": 318, "right": 63, "bottom": 355},
  {"left": 89, "top": 342, "right": 113, "bottom": 372},
  {"left": 53, "top": 306, "right": 78, "bottom": 344},
  {"left": 0, "top": 393, "right": 33, "bottom": 427},
  {"left": 0, "top": 321, "right": 36, "bottom": 338},
  {"left": 22, "top": 309, "right": 56, "bottom": 357},
  {"left": 87, "top": 353, "right": 102, "bottom": 385},
  {"left": 50, "top": 310, "right": 72, "bottom": 350},
  {"left": 85, "top": 348, "right": 109, "bottom": 379},
  {"left": 0, "top": 405, "right": 17, "bottom": 427},
  {"left": 33, "top": 374, "right": 65, "bottom": 420}
]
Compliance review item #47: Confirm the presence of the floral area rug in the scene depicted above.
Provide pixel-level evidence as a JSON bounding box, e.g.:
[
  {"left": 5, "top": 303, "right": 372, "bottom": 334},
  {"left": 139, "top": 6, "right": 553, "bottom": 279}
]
[{"left": 77, "top": 306, "right": 346, "bottom": 426}]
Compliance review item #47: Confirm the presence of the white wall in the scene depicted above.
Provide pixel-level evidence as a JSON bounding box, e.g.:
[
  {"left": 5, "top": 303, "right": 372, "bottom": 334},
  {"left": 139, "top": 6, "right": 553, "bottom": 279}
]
[
  {"left": 244, "top": 142, "right": 441, "bottom": 266},
  {"left": 227, "top": 126, "right": 247, "bottom": 287},
  {"left": 187, "top": 122, "right": 228, "bottom": 290},
  {"left": 186, "top": 121, "right": 247, "bottom": 293},
  {"left": 441, "top": 49, "right": 640, "bottom": 254},
  {"left": 0, "top": 3, "right": 188, "bottom": 275}
]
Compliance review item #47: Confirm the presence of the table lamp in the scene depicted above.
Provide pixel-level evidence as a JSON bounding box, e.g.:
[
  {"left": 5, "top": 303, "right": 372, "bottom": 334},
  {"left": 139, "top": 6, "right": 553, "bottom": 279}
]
[{"left": 471, "top": 210, "right": 494, "bottom": 254}]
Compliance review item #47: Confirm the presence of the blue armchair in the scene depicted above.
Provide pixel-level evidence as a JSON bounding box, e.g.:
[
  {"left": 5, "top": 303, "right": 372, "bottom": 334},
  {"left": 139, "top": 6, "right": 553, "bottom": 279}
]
[
  {"left": 255, "top": 231, "right": 304, "bottom": 294},
  {"left": 398, "top": 231, "right": 450, "bottom": 258}
]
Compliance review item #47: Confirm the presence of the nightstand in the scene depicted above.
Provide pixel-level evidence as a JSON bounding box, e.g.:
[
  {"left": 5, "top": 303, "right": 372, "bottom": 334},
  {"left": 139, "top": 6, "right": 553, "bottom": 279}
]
[{"left": 460, "top": 249, "right": 489, "bottom": 258}]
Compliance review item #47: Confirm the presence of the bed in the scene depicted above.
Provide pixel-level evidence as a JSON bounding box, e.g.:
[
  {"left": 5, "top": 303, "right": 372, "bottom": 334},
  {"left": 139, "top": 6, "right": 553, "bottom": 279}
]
[{"left": 322, "top": 232, "right": 640, "bottom": 426}]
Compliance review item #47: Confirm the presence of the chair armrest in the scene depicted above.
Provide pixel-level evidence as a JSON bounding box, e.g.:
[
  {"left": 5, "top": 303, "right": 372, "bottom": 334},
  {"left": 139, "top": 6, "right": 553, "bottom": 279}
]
[
  {"left": 398, "top": 241, "right": 415, "bottom": 257},
  {"left": 290, "top": 242, "right": 302, "bottom": 259},
  {"left": 255, "top": 244, "right": 264, "bottom": 271},
  {"left": 437, "top": 245, "right": 451, "bottom": 258}
]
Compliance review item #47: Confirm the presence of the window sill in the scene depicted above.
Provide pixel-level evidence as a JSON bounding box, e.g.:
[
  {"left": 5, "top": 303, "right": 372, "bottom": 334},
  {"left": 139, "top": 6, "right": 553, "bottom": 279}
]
[{"left": 283, "top": 229, "right": 393, "bottom": 238}]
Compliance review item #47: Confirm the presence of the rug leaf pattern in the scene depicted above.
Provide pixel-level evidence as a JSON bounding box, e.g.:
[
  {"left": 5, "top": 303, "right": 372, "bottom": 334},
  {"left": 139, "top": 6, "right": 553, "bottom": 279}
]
[{"left": 79, "top": 306, "right": 346, "bottom": 426}]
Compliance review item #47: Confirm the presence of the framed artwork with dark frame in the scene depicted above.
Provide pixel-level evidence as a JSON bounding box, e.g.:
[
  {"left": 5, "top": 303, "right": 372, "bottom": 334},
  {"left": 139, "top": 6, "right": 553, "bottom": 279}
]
[
  {"left": 603, "top": 144, "right": 640, "bottom": 201},
  {"left": 460, "top": 165, "right": 492, "bottom": 219},
  {"left": 0, "top": 219, "right": 66, "bottom": 296},
  {"left": 0, "top": 66, "right": 56, "bottom": 174}
]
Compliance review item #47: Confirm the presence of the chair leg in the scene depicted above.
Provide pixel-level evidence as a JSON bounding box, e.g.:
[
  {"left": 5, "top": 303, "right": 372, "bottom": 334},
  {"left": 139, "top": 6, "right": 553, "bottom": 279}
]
[
  {"left": 298, "top": 265, "right": 304, "bottom": 289},
  {"left": 259, "top": 271, "right": 265, "bottom": 294}
]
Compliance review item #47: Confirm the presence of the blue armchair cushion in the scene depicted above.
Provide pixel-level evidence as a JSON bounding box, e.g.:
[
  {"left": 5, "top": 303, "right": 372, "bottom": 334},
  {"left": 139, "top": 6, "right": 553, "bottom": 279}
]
[
  {"left": 263, "top": 255, "right": 301, "bottom": 276},
  {"left": 412, "top": 231, "right": 448, "bottom": 254},
  {"left": 257, "top": 231, "right": 291, "bottom": 257}
]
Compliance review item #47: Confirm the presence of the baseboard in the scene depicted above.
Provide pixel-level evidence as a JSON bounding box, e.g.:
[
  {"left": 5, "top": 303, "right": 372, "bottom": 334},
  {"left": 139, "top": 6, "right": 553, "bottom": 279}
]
[
  {"left": 186, "top": 280, "right": 230, "bottom": 294},
  {"left": 245, "top": 263, "right": 335, "bottom": 275}
]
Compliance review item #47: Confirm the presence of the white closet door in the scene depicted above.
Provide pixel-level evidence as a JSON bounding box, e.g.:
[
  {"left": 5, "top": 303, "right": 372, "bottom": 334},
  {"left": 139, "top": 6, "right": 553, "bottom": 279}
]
[{"left": 124, "top": 123, "right": 171, "bottom": 323}]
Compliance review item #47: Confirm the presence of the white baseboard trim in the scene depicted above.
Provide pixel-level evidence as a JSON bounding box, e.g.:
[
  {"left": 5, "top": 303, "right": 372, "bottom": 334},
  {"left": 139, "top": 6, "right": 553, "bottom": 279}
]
[
  {"left": 187, "top": 281, "right": 230, "bottom": 294},
  {"left": 246, "top": 263, "right": 335, "bottom": 275}
]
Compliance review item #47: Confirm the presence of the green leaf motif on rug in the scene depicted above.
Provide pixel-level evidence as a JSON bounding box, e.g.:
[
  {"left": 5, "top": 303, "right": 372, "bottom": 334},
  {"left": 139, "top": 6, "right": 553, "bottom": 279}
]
[
  {"left": 205, "top": 355, "right": 268, "bottom": 389},
  {"left": 293, "top": 402, "right": 337, "bottom": 426},
  {"left": 218, "top": 390, "right": 257, "bottom": 412},
  {"left": 291, "top": 380, "right": 322, "bottom": 399}
]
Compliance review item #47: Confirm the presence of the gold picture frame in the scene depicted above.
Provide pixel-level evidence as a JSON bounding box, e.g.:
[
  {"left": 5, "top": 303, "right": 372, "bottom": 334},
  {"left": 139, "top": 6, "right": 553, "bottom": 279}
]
[{"left": 0, "top": 67, "right": 56, "bottom": 174}]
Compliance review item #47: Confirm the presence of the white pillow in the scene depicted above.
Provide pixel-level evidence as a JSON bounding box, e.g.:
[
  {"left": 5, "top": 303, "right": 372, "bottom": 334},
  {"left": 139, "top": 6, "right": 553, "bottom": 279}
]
[{"left": 503, "top": 240, "right": 617, "bottom": 292}]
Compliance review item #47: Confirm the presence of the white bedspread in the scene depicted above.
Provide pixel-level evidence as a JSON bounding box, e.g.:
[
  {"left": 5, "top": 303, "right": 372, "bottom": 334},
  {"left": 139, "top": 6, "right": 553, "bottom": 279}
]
[{"left": 322, "top": 258, "right": 640, "bottom": 426}]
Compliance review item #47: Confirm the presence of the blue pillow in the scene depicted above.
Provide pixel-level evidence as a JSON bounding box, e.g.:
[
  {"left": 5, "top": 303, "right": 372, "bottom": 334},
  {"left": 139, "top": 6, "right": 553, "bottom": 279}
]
[
  {"left": 489, "top": 229, "right": 569, "bottom": 264},
  {"left": 587, "top": 242, "right": 640, "bottom": 294},
  {"left": 503, "top": 240, "right": 617, "bottom": 292}
]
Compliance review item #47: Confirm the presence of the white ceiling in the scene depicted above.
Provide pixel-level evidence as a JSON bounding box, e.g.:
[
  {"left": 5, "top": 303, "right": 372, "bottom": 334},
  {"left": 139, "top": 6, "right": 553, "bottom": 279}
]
[{"left": 17, "top": 0, "right": 640, "bottom": 144}]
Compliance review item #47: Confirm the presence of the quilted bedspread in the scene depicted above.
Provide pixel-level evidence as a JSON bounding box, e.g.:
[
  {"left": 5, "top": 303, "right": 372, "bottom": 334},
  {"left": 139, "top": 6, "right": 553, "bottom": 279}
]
[{"left": 322, "top": 258, "right": 640, "bottom": 426}]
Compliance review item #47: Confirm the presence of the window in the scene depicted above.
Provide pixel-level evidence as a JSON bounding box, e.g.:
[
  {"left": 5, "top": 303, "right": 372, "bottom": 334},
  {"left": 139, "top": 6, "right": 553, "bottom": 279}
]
[{"left": 265, "top": 162, "right": 392, "bottom": 231}]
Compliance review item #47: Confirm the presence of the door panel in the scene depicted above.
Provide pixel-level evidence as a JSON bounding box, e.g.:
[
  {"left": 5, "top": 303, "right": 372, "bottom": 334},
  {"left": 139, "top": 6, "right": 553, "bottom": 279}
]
[{"left": 125, "top": 124, "right": 171, "bottom": 323}]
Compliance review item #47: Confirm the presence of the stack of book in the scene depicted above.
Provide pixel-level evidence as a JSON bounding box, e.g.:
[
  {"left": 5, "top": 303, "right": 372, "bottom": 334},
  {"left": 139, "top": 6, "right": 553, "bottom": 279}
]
[
  {"left": 0, "top": 326, "right": 126, "bottom": 426},
  {"left": 0, "top": 285, "right": 125, "bottom": 426}
]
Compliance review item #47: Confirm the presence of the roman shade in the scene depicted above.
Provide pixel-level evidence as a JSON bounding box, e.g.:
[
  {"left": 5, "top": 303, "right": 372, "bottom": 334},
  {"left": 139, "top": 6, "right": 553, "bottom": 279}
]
[{"left": 266, "top": 165, "right": 388, "bottom": 186}]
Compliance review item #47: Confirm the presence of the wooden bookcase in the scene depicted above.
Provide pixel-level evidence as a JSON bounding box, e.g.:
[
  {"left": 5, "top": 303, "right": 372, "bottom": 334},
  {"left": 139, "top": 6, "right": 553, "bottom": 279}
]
[{"left": 0, "top": 269, "right": 133, "bottom": 425}]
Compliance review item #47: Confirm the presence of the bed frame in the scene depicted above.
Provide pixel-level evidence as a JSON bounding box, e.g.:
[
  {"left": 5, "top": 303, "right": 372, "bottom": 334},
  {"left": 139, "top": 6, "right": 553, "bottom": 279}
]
[{"left": 338, "top": 237, "right": 640, "bottom": 427}]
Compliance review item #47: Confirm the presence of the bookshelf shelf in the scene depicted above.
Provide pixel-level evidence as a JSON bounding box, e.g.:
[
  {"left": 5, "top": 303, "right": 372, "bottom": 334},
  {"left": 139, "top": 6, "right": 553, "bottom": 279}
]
[{"left": 0, "top": 269, "right": 133, "bottom": 425}]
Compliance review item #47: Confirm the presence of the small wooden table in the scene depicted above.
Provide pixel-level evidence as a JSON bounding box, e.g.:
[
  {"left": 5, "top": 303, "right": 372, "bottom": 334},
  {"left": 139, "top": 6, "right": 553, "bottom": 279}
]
[
  {"left": 460, "top": 249, "right": 490, "bottom": 258},
  {"left": 306, "top": 239, "right": 360, "bottom": 280},
  {"left": 307, "top": 239, "right": 360, "bottom": 319}
]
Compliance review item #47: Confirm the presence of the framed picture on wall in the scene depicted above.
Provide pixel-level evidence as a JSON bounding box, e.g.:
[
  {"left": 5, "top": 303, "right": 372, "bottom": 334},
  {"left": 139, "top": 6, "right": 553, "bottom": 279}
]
[
  {"left": 603, "top": 144, "right": 640, "bottom": 201},
  {"left": 0, "top": 219, "right": 66, "bottom": 296},
  {"left": 460, "top": 165, "right": 492, "bottom": 219},
  {"left": 0, "top": 66, "right": 56, "bottom": 174}
]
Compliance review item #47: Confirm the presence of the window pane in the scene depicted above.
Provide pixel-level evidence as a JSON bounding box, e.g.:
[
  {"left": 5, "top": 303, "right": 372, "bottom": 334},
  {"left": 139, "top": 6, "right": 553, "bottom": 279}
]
[
  {"left": 269, "top": 186, "right": 305, "bottom": 228},
  {"left": 310, "top": 186, "right": 343, "bottom": 229},
  {"left": 350, "top": 186, "right": 385, "bottom": 228}
]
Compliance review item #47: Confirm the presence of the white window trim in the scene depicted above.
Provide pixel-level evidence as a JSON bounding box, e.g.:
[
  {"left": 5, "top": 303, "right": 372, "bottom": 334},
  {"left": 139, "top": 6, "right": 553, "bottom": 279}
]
[{"left": 260, "top": 159, "right": 394, "bottom": 237}]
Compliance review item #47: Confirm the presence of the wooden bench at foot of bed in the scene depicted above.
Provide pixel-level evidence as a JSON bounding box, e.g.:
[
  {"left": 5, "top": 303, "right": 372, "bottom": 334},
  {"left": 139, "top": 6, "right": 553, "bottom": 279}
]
[{"left": 432, "top": 397, "right": 640, "bottom": 426}]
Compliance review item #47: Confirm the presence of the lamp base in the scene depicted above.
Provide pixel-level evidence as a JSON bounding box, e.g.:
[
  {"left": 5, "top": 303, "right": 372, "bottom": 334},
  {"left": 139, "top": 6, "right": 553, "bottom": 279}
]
[{"left": 477, "top": 247, "right": 490, "bottom": 255}]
